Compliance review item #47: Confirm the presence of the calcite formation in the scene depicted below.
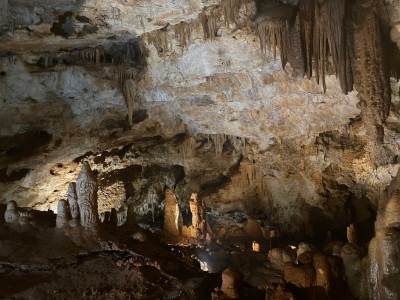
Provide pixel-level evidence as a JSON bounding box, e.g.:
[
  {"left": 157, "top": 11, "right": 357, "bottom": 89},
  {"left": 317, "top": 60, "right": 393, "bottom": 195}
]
[
  {"left": 367, "top": 170, "right": 400, "bottom": 300},
  {"left": 66, "top": 182, "right": 80, "bottom": 226},
  {"left": 220, "top": 268, "right": 241, "bottom": 299},
  {"left": 183, "top": 193, "right": 206, "bottom": 239},
  {"left": 76, "top": 162, "right": 99, "bottom": 228},
  {"left": 56, "top": 199, "right": 70, "bottom": 228},
  {"left": 163, "top": 189, "right": 182, "bottom": 237},
  {"left": 4, "top": 200, "right": 19, "bottom": 224},
  {"left": 0, "top": 0, "right": 400, "bottom": 298}
]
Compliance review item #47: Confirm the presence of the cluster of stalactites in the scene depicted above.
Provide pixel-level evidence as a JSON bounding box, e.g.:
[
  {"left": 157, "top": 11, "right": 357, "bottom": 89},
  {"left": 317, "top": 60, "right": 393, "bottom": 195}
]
[
  {"left": 179, "top": 133, "right": 247, "bottom": 159},
  {"left": 256, "top": 18, "right": 290, "bottom": 69},
  {"left": 221, "top": 0, "right": 251, "bottom": 26},
  {"left": 143, "top": 0, "right": 250, "bottom": 53},
  {"left": 200, "top": 7, "right": 220, "bottom": 41},
  {"left": 144, "top": 26, "right": 171, "bottom": 56},
  {"left": 237, "top": 160, "right": 268, "bottom": 197},
  {"left": 0, "top": 55, "right": 17, "bottom": 67},
  {"left": 256, "top": 0, "right": 354, "bottom": 94},
  {"left": 174, "top": 21, "right": 193, "bottom": 49}
]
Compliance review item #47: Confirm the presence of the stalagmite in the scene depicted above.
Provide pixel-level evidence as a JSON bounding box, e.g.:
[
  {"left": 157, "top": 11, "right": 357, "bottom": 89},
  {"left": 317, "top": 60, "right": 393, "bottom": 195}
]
[
  {"left": 252, "top": 241, "right": 261, "bottom": 252},
  {"left": 283, "top": 262, "right": 315, "bottom": 288},
  {"left": 268, "top": 248, "right": 294, "bottom": 270},
  {"left": 220, "top": 268, "right": 241, "bottom": 299},
  {"left": 341, "top": 243, "right": 363, "bottom": 299},
  {"left": 367, "top": 170, "right": 400, "bottom": 299},
  {"left": 56, "top": 199, "right": 70, "bottom": 228},
  {"left": 346, "top": 223, "right": 357, "bottom": 244},
  {"left": 117, "top": 205, "right": 128, "bottom": 227},
  {"left": 76, "top": 162, "right": 99, "bottom": 229},
  {"left": 163, "top": 189, "right": 182, "bottom": 236},
  {"left": 189, "top": 193, "right": 206, "bottom": 239},
  {"left": 67, "top": 182, "right": 79, "bottom": 226},
  {"left": 4, "top": 200, "right": 19, "bottom": 224},
  {"left": 313, "top": 253, "right": 331, "bottom": 293}
]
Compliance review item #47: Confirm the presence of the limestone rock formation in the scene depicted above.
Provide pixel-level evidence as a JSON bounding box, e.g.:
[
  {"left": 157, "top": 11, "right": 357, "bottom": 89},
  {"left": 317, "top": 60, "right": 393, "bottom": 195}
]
[
  {"left": 283, "top": 263, "right": 315, "bottom": 289},
  {"left": 268, "top": 248, "right": 295, "bottom": 270},
  {"left": 76, "top": 162, "right": 99, "bottom": 229},
  {"left": 313, "top": 253, "right": 331, "bottom": 294},
  {"left": 4, "top": 200, "right": 19, "bottom": 224},
  {"left": 56, "top": 199, "right": 70, "bottom": 228},
  {"left": 67, "top": 183, "right": 79, "bottom": 221},
  {"left": 367, "top": 170, "right": 400, "bottom": 300},
  {"left": 182, "top": 193, "right": 207, "bottom": 240},
  {"left": 0, "top": 0, "right": 400, "bottom": 297},
  {"left": 220, "top": 268, "right": 241, "bottom": 299},
  {"left": 163, "top": 189, "right": 182, "bottom": 237}
]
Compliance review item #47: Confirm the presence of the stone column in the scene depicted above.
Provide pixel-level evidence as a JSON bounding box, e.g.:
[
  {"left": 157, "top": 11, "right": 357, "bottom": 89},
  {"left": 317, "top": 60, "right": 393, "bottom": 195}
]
[
  {"left": 4, "top": 200, "right": 19, "bottom": 224},
  {"left": 76, "top": 161, "right": 99, "bottom": 228},
  {"left": 163, "top": 189, "right": 182, "bottom": 236},
  {"left": 67, "top": 182, "right": 80, "bottom": 226},
  {"left": 56, "top": 200, "right": 70, "bottom": 228}
]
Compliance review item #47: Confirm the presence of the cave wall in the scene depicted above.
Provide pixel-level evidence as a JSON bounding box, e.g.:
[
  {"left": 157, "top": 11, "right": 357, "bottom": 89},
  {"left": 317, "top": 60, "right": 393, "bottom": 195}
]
[{"left": 0, "top": 0, "right": 400, "bottom": 236}]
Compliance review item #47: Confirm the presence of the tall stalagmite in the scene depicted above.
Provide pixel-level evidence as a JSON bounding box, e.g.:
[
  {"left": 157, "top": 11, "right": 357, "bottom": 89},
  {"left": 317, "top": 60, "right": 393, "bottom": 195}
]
[
  {"left": 76, "top": 162, "right": 99, "bottom": 228},
  {"left": 368, "top": 170, "right": 400, "bottom": 300}
]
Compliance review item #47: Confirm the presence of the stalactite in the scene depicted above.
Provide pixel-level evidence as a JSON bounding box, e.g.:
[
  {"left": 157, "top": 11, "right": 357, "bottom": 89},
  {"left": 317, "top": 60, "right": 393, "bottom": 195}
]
[
  {"left": 122, "top": 79, "right": 137, "bottom": 126},
  {"left": 145, "top": 26, "right": 170, "bottom": 56},
  {"left": 312, "top": 0, "right": 353, "bottom": 93},
  {"left": 207, "top": 134, "right": 227, "bottom": 155},
  {"left": 74, "top": 47, "right": 105, "bottom": 64},
  {"left": 0, "top": 55, "right": 16, "bottom": 66},
  {"left": 113, "top": 68, "right": 137, "bottom": 82},
  {"left": 256, "top": 0, "right": 354, "bottom": 94},
  {"left": 256, "top": 18, "right": 290, "bottom": 69},
  {"left": 174, "top": 21, "right": 193, "bottom": 49},
  {"left": 179, "top": 134, "right": 247, "bottom": 160},
  {"left": 231, "top": 160, "right": 269, "bottom": 198},
  {"left": 200, "top": 133, "right": 247, "bottom": 156},
  {"left": 221, "top": 0, "right": 249, "bottom": 26},
  {"left": 200, "top": 7, "right": 220, "bottom": 40},
  {"left": 179, "top": 136, "right": 196, "bottom": 159},
  {"left": 299, "top": 0, "right": 315, "bottom": 79}
]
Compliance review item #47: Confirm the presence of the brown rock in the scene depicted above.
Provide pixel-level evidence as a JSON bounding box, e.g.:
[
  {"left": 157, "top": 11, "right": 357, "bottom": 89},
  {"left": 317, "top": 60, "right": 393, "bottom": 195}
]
[
  {"left": 268, "top": 248, "right": 295, "bottom": 270},
  {"left": 297, "top": 251, "right": 313, "bottom": 265},
  {"left": 283, "top": 262, "right": 315, "bottom": 288},
  {"left": 270, "top": 285, "right": 295, "bottom": 300},
  {"left": 163, "top": 189, "right": 182, "bottom": 236},
  {"left": 313, "top": 253, "right": 331, "bottom": 292},
  {"left": 346, "top": 224, "right": 357, "bottom": 244},
  {"left": 221, "top": 268, "right": 241, "bottom": 299}
]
